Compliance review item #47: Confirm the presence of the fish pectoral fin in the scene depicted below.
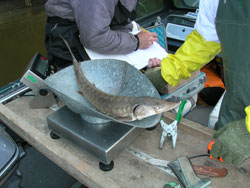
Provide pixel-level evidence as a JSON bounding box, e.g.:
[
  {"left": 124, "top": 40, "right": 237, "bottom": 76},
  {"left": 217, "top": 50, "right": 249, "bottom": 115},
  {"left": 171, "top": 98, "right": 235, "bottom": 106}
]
[
  {"left": 115, "top": 116, "right": 134, "bottom": 122},
  {"left": 77, "top": 90, "right": 84, "bottom": 96}
]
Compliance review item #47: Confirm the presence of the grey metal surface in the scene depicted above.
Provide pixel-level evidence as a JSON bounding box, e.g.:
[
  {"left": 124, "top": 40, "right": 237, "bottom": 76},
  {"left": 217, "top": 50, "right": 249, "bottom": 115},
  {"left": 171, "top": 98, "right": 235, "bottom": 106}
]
[
  {"left": 0, "top": 81, "right": 29, "bottom": 104},
  {"left": 166, "top": 23, "right": 194, "bottom": 42},
  {"left": 127, "top": 147, "right": 175, "bottom": 177},
  {"left": 21, "top": 70, "right": 48, "bottom": 92},
  {"left": 162, "top": 72, "right": 206, "bottom": 101},
  {"left": 29, "top": 89, "right": 57, "bottom": 109},
  {"left": 168, "top": 157, "right": 211, "bottom": 188},
  {"left": 47, "top": 106, "right": 142, "bottom": 164},
  {"left": 45, "top": 59, "right": 161, "bottom": 128},
  {"left": 0, "top": 127, "right": 19, "bottom": 179}
]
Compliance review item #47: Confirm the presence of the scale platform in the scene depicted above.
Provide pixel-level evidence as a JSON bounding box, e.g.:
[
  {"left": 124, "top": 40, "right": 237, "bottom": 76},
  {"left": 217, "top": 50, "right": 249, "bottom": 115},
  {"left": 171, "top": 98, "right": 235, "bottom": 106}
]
[
  {"left": 47, "top": 106, "right": 142, "bottom": 166},
  {"left": 44, "top": 59, "right": 205, "bottom": 171}
]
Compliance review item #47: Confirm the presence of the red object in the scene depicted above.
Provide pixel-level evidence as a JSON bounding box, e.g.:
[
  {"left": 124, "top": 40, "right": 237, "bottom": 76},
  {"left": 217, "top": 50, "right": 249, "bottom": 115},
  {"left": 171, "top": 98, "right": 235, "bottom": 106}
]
[
  {"left": 193, "top": 165, "right": 227, "bottom": 177},
  {"left": 207, "top": 141, "right": 224, "bottom": 162}
]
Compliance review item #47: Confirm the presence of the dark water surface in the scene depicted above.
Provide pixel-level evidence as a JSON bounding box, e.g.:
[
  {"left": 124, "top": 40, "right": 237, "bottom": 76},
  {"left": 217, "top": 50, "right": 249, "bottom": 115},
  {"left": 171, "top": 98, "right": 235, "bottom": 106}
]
[
  {"left": 0, "top": 0, "right": 165, "bottom": 87},
  {"left": 0, "top": 2, "right": 46, "bottom": 87}
]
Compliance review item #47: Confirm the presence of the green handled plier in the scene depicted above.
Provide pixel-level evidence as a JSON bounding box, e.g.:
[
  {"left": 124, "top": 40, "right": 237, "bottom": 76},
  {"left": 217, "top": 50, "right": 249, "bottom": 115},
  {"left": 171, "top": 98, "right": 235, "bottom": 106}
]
[{"left": 160, "top": 100, "right": 187, "bottom": 149}]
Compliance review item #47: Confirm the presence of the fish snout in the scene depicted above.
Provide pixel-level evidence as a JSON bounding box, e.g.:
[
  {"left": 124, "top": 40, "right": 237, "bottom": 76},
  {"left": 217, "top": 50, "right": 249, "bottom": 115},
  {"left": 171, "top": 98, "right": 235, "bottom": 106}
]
[{"left": 157, "top": 101, "right": 181, "bottom": 113}]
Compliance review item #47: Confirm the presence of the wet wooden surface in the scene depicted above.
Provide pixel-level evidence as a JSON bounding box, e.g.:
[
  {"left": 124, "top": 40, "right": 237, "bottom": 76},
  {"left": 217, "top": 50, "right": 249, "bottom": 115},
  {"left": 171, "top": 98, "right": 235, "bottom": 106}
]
[{"left": 0, "top": 97, "right": 249, "bottom": 188}]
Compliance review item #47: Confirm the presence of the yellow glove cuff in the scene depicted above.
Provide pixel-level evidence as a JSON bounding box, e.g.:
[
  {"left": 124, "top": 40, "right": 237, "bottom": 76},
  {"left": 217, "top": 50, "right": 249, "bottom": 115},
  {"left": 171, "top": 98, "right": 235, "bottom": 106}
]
[
  {"left": 161, "top": 29, "right": 221, "bottom": 86},
  {"left": 245, "top": 106, "right": 250, "bottom": 133}
]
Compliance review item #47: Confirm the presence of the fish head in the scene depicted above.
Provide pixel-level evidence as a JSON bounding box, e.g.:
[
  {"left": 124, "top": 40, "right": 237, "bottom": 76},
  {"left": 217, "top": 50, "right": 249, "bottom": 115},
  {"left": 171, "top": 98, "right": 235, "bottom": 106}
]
[{"left": 133, "top": 98, "right": 180, "bottom": 120}]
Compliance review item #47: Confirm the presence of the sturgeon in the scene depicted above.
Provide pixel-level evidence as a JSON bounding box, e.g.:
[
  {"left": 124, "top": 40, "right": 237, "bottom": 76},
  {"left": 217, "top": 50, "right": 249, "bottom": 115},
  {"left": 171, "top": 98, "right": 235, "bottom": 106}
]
[{"left": 60, "top": 37, "right": 180, "bottom": 122}]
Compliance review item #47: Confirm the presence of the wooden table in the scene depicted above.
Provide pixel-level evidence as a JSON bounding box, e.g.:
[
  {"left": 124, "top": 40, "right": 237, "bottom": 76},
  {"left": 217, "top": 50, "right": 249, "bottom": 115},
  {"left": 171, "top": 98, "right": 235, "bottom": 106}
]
[{"left": 0, "top": 97, "right": 249, "bottom": 188}]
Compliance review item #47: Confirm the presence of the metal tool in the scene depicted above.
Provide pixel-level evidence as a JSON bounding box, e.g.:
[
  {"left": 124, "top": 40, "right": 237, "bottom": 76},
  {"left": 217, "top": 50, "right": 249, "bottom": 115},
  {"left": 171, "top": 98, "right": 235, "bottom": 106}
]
[
  {"left": 168, "top": 156, "right": 211, "bottom": 188},
  {"left": 127, "top": 147, "right": 175, "bottom": 176},
  {"left": 127, "top": 147, "right": 211, "bottom": 188},
  {"left": 160, "top": 100, "right": 187, "bottom": 149}
]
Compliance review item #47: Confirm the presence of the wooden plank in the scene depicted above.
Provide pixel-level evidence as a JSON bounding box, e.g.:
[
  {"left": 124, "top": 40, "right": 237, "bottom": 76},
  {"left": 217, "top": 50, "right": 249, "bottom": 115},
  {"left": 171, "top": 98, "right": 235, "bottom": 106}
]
[
  {"left": 0, "top": 97, "right": 250, "bottom": 188},
  {"left": 0, "top": 100, "right": 120, "bottom": 188},
  {"left": 163, "top": 111, "right": 215, "bottom": 137}
]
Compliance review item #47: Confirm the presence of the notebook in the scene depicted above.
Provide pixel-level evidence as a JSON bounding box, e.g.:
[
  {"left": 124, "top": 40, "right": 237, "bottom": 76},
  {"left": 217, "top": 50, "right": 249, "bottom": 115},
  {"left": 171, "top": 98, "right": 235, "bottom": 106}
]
[{"left": 85, "top": 41, "right": 168, "bottom": 70}]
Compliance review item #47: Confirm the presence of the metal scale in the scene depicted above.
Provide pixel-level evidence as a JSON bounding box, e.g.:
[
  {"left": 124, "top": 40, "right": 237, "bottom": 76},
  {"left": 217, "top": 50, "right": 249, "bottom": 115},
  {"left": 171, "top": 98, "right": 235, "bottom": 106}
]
[
  {"left": 45, "top": 59, "right": 164, "bottom": 171},
  {"left": 47, "top": 106, "right": 142, "bottom": 170},
  {"left": 19, "top": 53, "right": 206, "bottom": 171},
  {"left": 20, "top": 56, "right": 163, "bottom": 170}
]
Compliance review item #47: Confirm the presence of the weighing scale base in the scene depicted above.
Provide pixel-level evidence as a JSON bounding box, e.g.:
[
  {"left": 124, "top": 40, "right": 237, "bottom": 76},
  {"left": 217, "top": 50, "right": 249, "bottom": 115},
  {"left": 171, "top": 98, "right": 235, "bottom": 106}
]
[{"left": 47, "top": 106, "right": 143, "bottom": 167}]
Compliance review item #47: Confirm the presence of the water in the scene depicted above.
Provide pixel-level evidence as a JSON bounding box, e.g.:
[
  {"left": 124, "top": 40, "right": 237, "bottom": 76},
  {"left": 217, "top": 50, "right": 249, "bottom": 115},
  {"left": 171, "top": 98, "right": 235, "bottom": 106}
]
[{"left": 0, "top": 2, "right": 46, "bottom": 87}]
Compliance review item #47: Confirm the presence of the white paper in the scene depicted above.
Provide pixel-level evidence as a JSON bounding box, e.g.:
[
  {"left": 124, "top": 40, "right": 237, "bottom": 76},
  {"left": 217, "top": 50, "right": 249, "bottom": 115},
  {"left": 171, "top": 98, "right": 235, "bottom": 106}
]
[{"left": 85, "top": 42, "right": 168, "bottom": 70}]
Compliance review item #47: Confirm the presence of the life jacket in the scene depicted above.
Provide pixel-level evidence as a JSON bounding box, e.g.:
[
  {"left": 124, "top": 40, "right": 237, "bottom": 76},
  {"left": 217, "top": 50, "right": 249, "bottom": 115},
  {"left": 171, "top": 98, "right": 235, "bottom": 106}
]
[
  {"left": 199, "top": 58, "right": 225, "bottom": 106},
  {"left": 202, "top": 58, "right": 225, "bottom": 89}
]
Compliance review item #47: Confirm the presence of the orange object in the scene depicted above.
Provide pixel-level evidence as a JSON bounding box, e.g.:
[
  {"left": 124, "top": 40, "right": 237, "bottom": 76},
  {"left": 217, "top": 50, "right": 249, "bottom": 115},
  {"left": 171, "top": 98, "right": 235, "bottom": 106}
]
[
  {"left": 207, "top": 141, "right": 224, "bottom": 162},
  {"left": 201, "top": 64, "right": 225, "bottom": 89}
]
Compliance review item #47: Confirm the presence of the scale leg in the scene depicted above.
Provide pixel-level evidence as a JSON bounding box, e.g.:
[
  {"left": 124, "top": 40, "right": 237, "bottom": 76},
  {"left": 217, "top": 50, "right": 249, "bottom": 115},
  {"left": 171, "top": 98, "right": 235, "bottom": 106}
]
[
  {"left": 50, "top": 131, "right": 60, "bottom": 139},
  {"left": 146, "top": 125, "right": 157, "bottom": 131},
  {"left": 99, "top": 161, "right": 114, "bottom": 171}
]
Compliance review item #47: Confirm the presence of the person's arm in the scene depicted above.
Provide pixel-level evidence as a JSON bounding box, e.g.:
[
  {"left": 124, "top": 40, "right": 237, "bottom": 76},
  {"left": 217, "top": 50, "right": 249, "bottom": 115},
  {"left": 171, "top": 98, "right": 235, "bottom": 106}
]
[
  {"left": 211, "top": 106, "right": 250, "bottom": 166},
  {"left": 161, "top": 30, "right": 221, "bottom": 86},
  {"left": 72, "top": 0, "right": 157, "bottom": 54},
  {"left": 160, "top": 0, "right": 221, "bottom": 86}
]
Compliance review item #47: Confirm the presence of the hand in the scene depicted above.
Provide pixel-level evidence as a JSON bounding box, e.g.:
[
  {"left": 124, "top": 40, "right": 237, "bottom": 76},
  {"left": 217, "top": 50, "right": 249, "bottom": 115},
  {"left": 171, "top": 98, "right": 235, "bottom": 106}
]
[
  {"left": 144, "top": 67, "right": 168, "bottom": 94},
  {"left": 211, "top": 119, "right": 250, "bottom": 166},
  {"left": 137, "top": 30, "right": 158, "bottom": 49},
  {"left": 148, "top": 57, "right": 162, "bottom": 68}
]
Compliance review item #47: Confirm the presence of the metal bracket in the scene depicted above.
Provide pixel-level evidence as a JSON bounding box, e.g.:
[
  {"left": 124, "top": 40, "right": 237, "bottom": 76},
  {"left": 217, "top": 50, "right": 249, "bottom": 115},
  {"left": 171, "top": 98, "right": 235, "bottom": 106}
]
[
  {"left": 127, "top": 148, "right": 211, "bottom": 188},
  {"left": 168, "top": 156, "right": 211, "bottom": 188},
  {"left": 29, "top": 88, "right": 57, "bottom": 109}
]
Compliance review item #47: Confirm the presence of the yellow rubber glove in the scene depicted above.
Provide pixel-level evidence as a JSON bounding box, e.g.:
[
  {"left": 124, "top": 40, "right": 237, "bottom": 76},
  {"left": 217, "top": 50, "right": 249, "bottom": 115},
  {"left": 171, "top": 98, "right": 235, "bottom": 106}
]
[
  {"left": 245, "top": 106, "right": 250, "bottom": 133},
  {"left": 161, "top": 30, "right": 221, "bottom": 86}
]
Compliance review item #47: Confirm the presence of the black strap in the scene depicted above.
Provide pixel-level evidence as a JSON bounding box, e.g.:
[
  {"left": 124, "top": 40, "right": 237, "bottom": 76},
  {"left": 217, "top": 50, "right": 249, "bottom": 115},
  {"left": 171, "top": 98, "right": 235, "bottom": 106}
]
[
  {"left": 110, "top": 1, "right": 137, "bottom": 28},
  {"left": 47, "top": 16, "right": 75, "bottom": 24},
  {"left": 72, "top": 33, "right": 90, "bottom": 62}
]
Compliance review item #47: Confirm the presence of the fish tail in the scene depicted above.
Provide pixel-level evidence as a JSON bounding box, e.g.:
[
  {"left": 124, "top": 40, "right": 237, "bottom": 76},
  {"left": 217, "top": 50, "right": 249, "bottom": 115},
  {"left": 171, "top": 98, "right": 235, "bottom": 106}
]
[{"left": 59, "top": 35, "right": 79, "bottom": 65}]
